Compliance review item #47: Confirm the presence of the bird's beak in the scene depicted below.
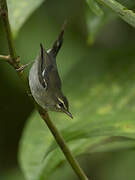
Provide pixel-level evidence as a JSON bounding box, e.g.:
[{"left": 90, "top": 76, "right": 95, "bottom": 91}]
[{"left": 64, "top": 110, "right": 73, "bottom": 119}]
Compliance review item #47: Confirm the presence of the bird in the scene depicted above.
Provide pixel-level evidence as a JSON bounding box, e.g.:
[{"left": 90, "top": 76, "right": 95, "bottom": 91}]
[{"left": 29, "top": 23, "right": 73, "bottom": 118}]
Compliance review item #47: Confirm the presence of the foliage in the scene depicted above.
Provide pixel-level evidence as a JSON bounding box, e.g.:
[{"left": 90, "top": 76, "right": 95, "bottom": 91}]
[
  {"left": 1, "top": 0, "right": 135, "bottom": 179},
  {"left": 7, "top": 0, "right": 45, "bottom": 36}
]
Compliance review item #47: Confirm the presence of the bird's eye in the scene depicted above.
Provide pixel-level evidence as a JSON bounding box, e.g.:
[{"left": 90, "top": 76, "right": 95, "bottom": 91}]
[
  {"left": 59, "top": 103, "right": 63, "bottom": 107},
  {"left": 57, "top": 102, "right": 64, "bottom": 109}
]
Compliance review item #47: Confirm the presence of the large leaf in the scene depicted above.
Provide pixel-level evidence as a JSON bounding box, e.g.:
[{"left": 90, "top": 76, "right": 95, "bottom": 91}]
[
  {"left": 86, "top": 0, "right": 104, "bottom": 16},
  {"left": 7, "top": 0, "right": 45, "bottom": 35},
  {"left": 19, "top": 40, "right": 135, "bottom": 180},
  {"left": 85, "top": 8, "right": 115, "bottom": 44}
]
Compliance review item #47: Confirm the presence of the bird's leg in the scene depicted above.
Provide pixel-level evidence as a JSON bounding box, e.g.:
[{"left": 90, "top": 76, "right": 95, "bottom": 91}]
[{"left": 16, "top": 61, "right": 34, "bottom": 72}]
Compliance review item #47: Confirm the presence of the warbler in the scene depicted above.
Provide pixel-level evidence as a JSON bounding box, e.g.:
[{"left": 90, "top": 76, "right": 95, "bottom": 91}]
[{"left": 29, "top": 23, "right": 73, "bottom": 118}]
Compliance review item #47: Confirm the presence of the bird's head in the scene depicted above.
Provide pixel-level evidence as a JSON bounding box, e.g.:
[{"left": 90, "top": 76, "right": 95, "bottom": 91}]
[{"left": 53, "top": 95, "right": 73, "bottom": 119}]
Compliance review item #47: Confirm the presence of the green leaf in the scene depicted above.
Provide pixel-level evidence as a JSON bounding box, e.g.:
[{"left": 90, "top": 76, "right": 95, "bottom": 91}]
[
  {"left": 7, "top": 0, "right": 45, "bottom": 35},
  {"left": 96, "top": 0, "right": 135, "bottom": 28},
  {"left": 85, "top": 0, "right": 135, "bottom": 43},
  {"left": 19, "top": 41, "right": 135, "bottom": 180},
  {"left": 85, "top": 9, "right": 114, "bottom": 44},
  {"left": 86, "top": 0, "right": 104, "bottom": 16},
  {"left": 117, "top": 0, "right": 135, "bottom": 9}
]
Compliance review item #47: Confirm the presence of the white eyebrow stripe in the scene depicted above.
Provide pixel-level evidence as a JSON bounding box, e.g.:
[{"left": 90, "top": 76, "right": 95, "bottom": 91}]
[
  {"left": 57, "top": 97, "right": 67, "bottom": 109},
  {"left": 56, "top": 104, "right": 61, "bottom": 109}
]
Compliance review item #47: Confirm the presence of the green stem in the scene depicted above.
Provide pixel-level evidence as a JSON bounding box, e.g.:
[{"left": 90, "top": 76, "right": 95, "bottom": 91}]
[
  {"left": 0, "top": 0, "right": 29, "bottom": 91},
  {"left": 39, "top": 110, "right": 89, "bottom": 180},
  {"left": 0, "top": 0, "right": 18, "bottom": 65},
  {"left": 0, "top": 0, "right": 89, "bottom": 179},
  {"left": 96, "top": 0, "right": 135, "bottom": 28}
]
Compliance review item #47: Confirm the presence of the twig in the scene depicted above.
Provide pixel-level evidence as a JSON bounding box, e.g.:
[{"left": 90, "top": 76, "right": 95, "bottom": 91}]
[
  {"left": 0, "top": 0, "right": 89, "bottom": 179},
  {"left": 0, "top": 0, "right": 18, "bottom": 67},
  {"left": 0, "top": 0, "right": 29, "bottom": 85},
  {"left": 0, "top": 54, "right": 10, "bottom": 61}
]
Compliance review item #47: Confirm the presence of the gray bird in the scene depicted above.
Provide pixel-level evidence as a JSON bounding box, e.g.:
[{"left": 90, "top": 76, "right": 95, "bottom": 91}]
[{"left": 29, "top": 24, "right": 73, "bottom": 118}]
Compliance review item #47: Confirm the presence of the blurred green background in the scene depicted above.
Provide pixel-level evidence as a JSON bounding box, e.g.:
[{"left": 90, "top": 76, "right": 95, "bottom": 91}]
[{"left": 1, "top": 0, "right": 135, "bottom": 179}]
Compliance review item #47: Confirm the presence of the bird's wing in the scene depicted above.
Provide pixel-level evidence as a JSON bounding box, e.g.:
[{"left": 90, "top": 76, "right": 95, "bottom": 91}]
[
  {"left": 38, "top": 43, "right": 52, "bottom": 90},
  {"left": 49, "top": 69, "right": 62, "bottom": 90}
]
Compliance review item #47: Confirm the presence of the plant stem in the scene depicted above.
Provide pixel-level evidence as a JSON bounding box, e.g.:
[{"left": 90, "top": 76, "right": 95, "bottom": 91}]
[
  {"left": 0, "top": 0, "right": 18, "bottom": 65},
  {"left": 0, "top": 0, "right": 30, "bottom": 91},
  {"left": 39, "top": 110, "right": 89, "bottom": 180},
  {"left": 0, "top": 0, "right": 89, "bottom": 179},
  {"left": 0, "top": 54, "right": 10, "bottom": 61},
  {"left": 96, "top": 0, "right": 135, "bottom": 28}
]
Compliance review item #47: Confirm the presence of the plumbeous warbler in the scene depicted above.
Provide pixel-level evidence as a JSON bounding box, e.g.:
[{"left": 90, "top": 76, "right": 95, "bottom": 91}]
[{"left": 29, "top": 23, "right": 73, "bottom": 118}]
